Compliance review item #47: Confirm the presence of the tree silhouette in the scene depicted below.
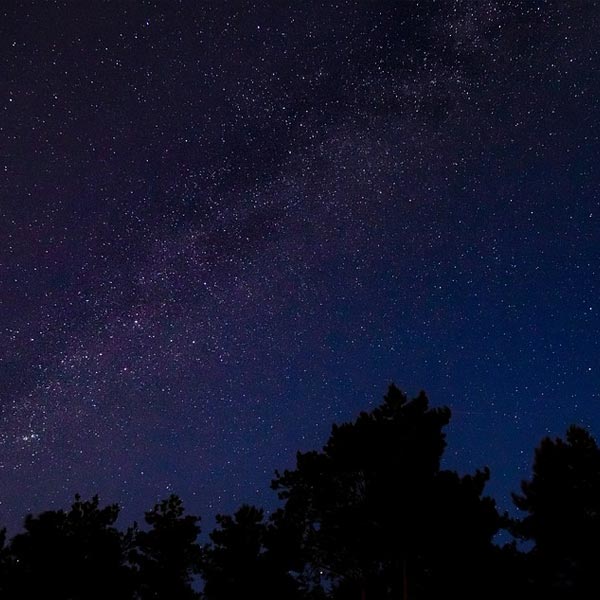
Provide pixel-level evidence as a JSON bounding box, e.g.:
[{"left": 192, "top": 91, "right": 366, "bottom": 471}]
[
  {"left": 512, "top": 425, "right": 600, "bottom": 599},
  {"left": 0, "top": 495, "right": 133, "bottom": 600},
  {"left": 0, "top": 527, "right": 12, "bottom": 592},
  {"left": 131, "top": 494, "right": 201, "bottom": 600},
  {"left": 201, "top": 504, "right": 301, "bottom": 600},
  {"left": 271, "top": 384, "right": 501, "bottom": 599},
  {"left": 2, "top": 386, "right": 597, "bottom": 599}
]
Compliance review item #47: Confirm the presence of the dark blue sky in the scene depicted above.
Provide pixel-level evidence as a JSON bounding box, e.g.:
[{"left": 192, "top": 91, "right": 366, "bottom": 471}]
[{"left": 0, "top": 0, "right": 598, "bottom": 531}]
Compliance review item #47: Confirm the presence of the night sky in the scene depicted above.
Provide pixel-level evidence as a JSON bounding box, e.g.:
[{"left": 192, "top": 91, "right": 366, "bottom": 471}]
[{"left": 1, "top": 1, "right": 599, "bottom": 532}]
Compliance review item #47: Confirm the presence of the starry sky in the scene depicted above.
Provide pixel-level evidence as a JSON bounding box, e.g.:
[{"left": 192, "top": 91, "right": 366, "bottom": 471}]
[{"left": 1, "top": 1, "right": 598, "bottom": 531}]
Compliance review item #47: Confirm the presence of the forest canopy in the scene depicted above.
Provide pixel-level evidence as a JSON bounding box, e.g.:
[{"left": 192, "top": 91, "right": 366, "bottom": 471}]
[{"left": 1, "top": 385, "right": 598, "bottom": 600}]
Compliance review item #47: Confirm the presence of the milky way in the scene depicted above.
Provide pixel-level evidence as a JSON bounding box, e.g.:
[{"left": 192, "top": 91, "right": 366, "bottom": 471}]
[{"left": 1, "top": 1, "right": 599, "bottom": 530}]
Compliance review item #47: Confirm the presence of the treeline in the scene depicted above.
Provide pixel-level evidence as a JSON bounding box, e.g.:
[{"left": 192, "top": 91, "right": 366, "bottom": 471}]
[{"left": 1, "top": 385, "right": 599, "bottom": 599}]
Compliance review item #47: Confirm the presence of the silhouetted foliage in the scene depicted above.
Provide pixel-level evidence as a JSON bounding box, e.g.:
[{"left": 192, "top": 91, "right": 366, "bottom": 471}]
[
  {"left": 201, "top": 504, "right": 301, "bottom": 600},
  {"left": 271, "top": 384, "right": 501, "bottom": 599},
  {"left": 485, "top": 541, "right": 530, "bottom": 600},
  {"left": 0, "top": 527, "right": 11, "bottom": 590},
  {"left": 512, "top": 425, "right": 600, "bottom": 599},
  {"left": 0, "top": 385, "right": 598, "bottom": 600},
  {"left": 131, "top": 494, "right": 201, "bottom": 600},
  {"left": 0, "top": 495, "right": 133, "bottom": 600},
  {"left": 0, "top": 494, "right": 202, "bottom": 600}
]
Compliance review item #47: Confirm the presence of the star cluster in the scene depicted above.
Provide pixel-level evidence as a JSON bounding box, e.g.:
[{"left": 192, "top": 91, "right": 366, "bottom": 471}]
[{"left": 1, "top": 1, "right": 598, "bottom": 529}]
